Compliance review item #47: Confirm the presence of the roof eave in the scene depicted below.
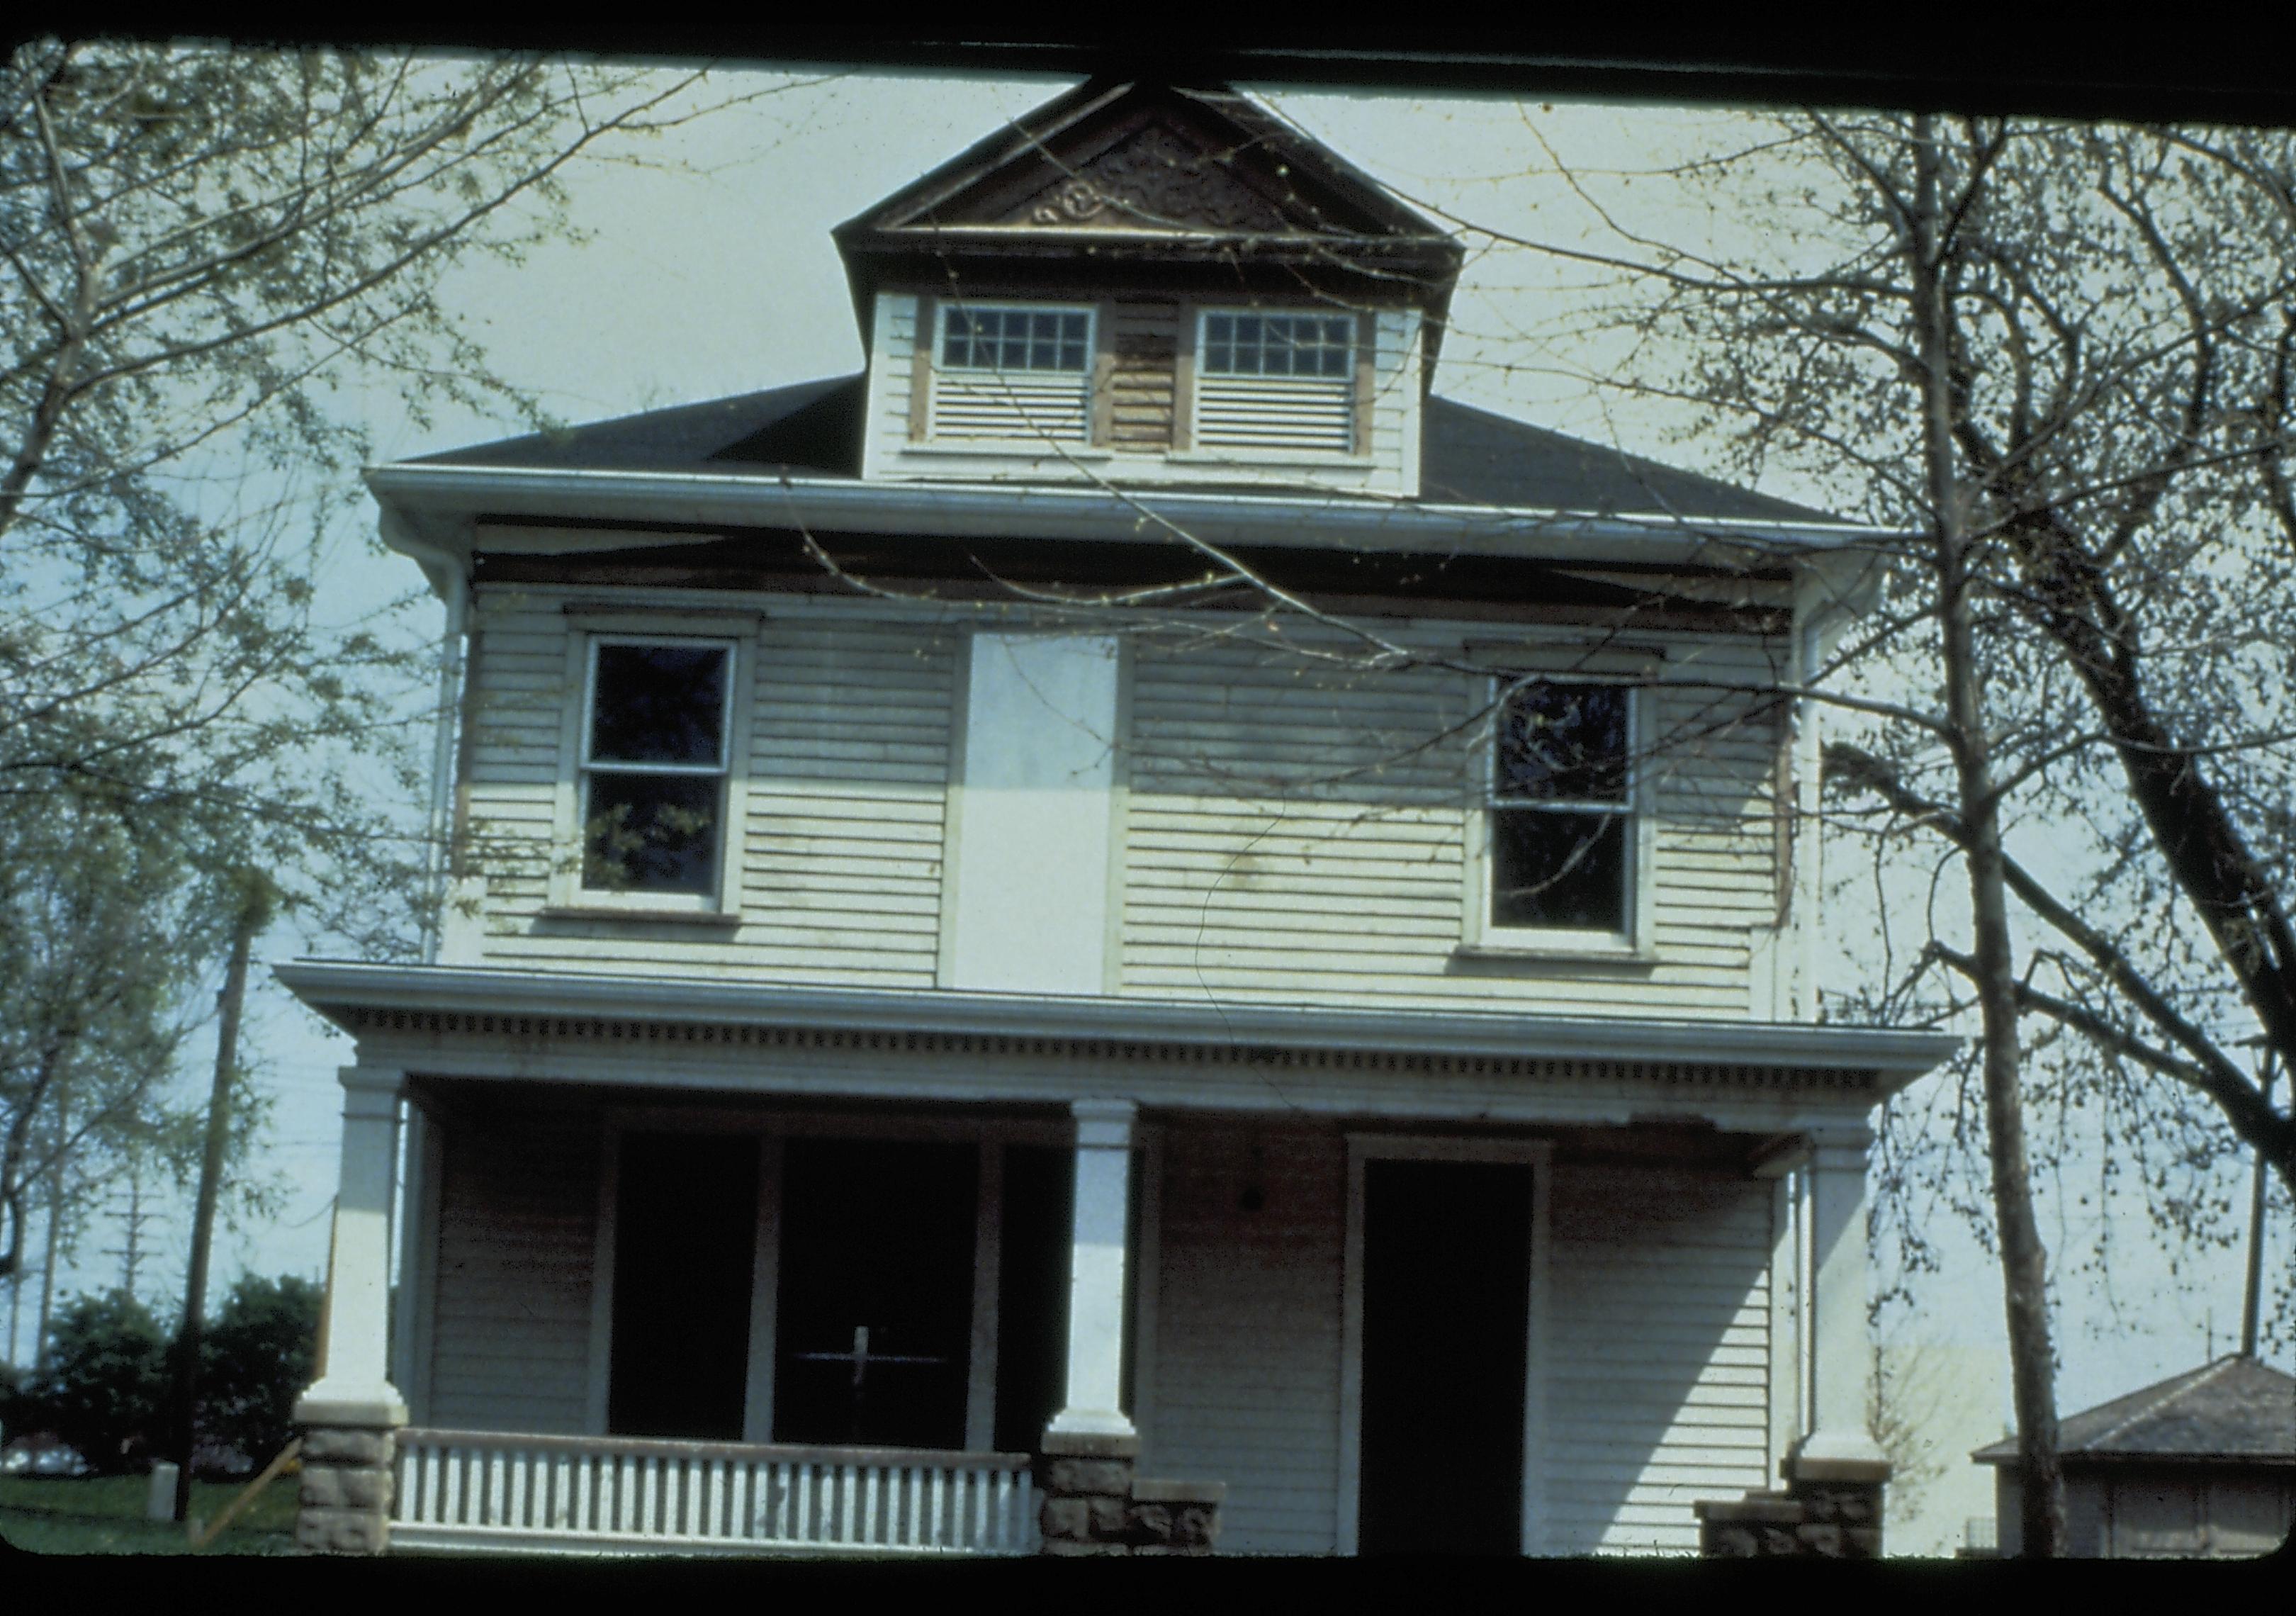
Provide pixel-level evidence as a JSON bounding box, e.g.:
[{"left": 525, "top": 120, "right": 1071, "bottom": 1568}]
[{"left": 363, "top": 461, "right": 1899, "bottom": 590}]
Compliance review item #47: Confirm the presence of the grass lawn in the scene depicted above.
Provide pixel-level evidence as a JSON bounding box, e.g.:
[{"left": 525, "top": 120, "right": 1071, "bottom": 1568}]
[{"left": 0, "top": 1471, "right": 300, "bottom": 1555}]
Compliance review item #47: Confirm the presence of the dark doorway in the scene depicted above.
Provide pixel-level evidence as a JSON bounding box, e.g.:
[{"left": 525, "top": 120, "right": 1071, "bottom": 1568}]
[
  {"left": 774, "top": 1139, "right": 978, "bottom": 1449},
  {"left": 607, "top": 1132, "right": 760, "bottom": 1441},
  {"left": 1357, "top": 1157, "right": 1533, "bottom": 1555}
]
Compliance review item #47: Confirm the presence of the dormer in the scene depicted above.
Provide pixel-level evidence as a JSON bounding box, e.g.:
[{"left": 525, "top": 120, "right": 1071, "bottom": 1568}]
[{"left": 835, "top": 81, "right": 1463, "bottom": 495}]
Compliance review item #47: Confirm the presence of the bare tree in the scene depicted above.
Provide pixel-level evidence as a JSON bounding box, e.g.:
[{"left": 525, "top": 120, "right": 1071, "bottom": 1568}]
[
  {"left": 0, "top": 40, "right": 787, "bottom": 1286},
  {"left": 1396, "top": 106, "right": 2296, "bottom": 1556}
]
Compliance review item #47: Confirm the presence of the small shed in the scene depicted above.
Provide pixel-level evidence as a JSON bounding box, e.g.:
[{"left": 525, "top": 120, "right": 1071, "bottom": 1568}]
[{"left": 1974, "top": 1354, "right": 2295, "bottom": 1557}]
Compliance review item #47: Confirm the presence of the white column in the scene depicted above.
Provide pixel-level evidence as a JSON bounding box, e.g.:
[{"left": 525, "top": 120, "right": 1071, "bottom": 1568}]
[
  {"left": 1789, "top": 1126, "right": 1888, "bottom": 1476},
  {"left": 1046, "top": 1098, "right": 1137, "bottom": 1440},
  {"left": 296, "top": 1067, "right": 409, "bottom": 1427}
]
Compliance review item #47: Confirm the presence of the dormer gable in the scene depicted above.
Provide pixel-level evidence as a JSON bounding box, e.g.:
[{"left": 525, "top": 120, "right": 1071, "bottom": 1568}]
[{"left": 839, "top": 81, "right": 1463, "bottom": 495}]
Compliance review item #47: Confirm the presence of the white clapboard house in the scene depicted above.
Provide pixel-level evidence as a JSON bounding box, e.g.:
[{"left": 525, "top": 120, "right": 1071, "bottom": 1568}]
[{"left": 280, "top": 80, "right": 1954, "bottom": 1557}]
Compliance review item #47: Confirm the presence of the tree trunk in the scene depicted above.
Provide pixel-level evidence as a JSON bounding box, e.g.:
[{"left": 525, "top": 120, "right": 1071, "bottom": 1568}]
[{"left": 1910, "top": 114, "right": 2066, "bottom": 1559}]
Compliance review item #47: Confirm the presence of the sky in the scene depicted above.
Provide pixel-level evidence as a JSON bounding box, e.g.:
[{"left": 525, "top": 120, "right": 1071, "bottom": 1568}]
[{"left": 7, "top": 62, "right": 2288, "bottom": 1505}]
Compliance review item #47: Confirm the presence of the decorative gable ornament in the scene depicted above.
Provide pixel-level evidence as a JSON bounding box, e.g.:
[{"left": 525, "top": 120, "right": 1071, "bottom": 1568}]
[{"left": 1003, "top": 121, "right": 1293, "bottom": 232}]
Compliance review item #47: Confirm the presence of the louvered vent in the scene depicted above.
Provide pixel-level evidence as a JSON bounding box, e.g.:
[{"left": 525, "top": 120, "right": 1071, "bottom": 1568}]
[
  {"left": 1194, "top": 374, "right": 1354, "bottom": 454},
  {"left": 930, "top": 371, "right": 1092, "bottom": 442}
]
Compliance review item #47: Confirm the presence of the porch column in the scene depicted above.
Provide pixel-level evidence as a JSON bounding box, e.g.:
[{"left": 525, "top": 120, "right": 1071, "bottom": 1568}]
[
  {"left": 294, "top": 1066, "right": 408, "bottom": 1556},
  {"left": 1782, "top": 1123, "right": 1889, "bottom": 1545},
  {"left": 1046, "top": 1097, "right": 1137, "bottom": 1441}
]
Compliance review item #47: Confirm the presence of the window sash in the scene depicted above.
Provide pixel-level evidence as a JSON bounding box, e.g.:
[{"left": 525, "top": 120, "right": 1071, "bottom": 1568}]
[
  {"left": 1200, "top": 311, "right": 1354, "bottom": 378},
  {"left": 938, "top": 305, "right": 1092, "bottom": 373},
  {"left": 578, "top": 638, "right": 736, "bottom": 897},
  {"left": 1484, "top": 678, "right": 1637, "bottom": 935}
]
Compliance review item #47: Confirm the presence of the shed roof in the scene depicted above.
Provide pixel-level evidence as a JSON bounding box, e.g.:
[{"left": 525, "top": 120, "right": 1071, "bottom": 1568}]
[
  {"left": 409, "top": 376, "right": 1838, "bottom": 527},
  {"left": 1972, "top": 1355, "right": 2296, "bottom": 1466}
]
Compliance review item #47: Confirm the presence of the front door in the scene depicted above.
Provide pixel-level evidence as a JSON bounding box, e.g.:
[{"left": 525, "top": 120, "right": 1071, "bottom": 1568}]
[
  {"left": 607, "top": 1133, "right": 760, "bottom": 1440},
  {"left": 1356, "top": 1157, "right": 1535, "bottom": 1554},
  {"left": 772, "top": 1139, "right": 979, "bottom": 1448}
]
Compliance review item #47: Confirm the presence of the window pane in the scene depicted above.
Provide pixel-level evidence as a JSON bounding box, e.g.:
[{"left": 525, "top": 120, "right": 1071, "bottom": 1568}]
[
  {"left": 1490, "top": 811, "right": 1626, "bottom": 931},
  {"left": 941, "top": 306, "right": 1088, "bottom": 372},
  {"left": 1496, "top": 683, "right": 1629, "bottom": 803},
  {"left": 1200, "top": 312, "right": 1354, "bottom": 378},
  {"left": 584, "top": 773, "right": 722, "bottom": 895},
  {"left": 590, "top": 646, "right": 727, "bottom": 765}
]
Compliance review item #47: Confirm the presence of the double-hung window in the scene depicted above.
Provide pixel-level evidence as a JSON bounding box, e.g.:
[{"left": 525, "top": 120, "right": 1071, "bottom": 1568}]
[
  {"left": 580, "top": 640, "right": 734, "bottom": 901},
  {"left": 1481, "top": 678, "right": 1640, "bottom": 941},
  {"left": 930, "top": 303, "right": 1094, "bottom": 443},
  {"left": 1194, "top": 310, "right": 1358, "bottom": 454}
]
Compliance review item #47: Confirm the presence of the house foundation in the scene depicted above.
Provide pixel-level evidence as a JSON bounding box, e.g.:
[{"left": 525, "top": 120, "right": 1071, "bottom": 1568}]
[
  {"left": 294, "top": 1421, "right": 398, "bottom": 1555},
  {"left": 1695, "top": 1458, "right": 1888, "bottom": 1558},
  {"left": 1035, "top": 1430, "right": 1224, "bottom": 1556}
]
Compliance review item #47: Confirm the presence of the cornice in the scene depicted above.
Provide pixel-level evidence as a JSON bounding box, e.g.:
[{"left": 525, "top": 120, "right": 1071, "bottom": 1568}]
[{"left": 275, "top": 960, "right": 1957, "bottom": 1093}]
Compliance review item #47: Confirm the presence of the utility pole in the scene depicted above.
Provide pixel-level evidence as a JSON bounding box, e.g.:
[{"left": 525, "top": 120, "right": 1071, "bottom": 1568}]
[
  {"left": 101, "top": 1169, "right": 159, "bottom": 1303},
  {"left": 169, "top": 877, "right": 272, "bottom": 1522}
]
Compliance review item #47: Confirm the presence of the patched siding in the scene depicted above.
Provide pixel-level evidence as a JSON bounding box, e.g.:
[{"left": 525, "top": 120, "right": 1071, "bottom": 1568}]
[
  {"left": 1543, "top": 1162, "right": 1774, "bottom": 1554},
  {"left": 426, "top": 1106, "right": 600, "bottom": 1434},
  {"left": 1146, "top": 1126, "right": 1346, "bottom": 1554}
]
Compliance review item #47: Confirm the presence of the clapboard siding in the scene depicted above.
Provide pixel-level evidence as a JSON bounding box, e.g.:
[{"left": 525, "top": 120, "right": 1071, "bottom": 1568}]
[
  {"left": 426, "top": 1106, "right": 600, "bottom": 1434},
  {"left": 458, "top": 588, "right": 955, "bottom": 987},
  {"left": 456, "top": 579, "right": 1788, "bottom": 1014},
  {"left": 1147, "top": 1126, "right": 1346, "bottom": 1555},
  {"left": 1543, "top": 1163, "right": 1774, "bottom": 1554},
  {"left": 1120, "top": 632, "right": 1783, "bottom": 1016}
]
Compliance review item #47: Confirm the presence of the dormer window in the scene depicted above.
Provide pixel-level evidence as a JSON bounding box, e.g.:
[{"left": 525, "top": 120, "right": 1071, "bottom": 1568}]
[
  {"left": 1194, "top": 309, "right": 1359, "bottom": 454},
  {"left": 928, "top": 302, "right": 1094, "bottom": 443}
]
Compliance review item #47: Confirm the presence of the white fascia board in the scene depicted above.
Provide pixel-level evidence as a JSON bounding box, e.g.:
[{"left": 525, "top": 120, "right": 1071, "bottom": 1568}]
[
  {"left": 361, "top": 462, "right": 1903, "bottom": 587},
  {"left": 274, "top": 958, "right": 1958, "bottom": 1089}
]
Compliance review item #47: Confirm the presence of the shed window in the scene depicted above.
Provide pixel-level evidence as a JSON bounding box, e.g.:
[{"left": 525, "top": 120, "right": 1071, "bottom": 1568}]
[{"left": 581, "top": 641, "right": 731, "bottom": 897}]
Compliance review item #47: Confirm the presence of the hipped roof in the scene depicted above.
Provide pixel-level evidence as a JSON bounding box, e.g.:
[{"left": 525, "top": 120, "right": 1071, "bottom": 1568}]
[
  {"left": 1973, "top": 1355, "right": 2296, "bottom": 1467},
  {"left": 412, "top": 374, "right": 1835, "bottom": 528}
]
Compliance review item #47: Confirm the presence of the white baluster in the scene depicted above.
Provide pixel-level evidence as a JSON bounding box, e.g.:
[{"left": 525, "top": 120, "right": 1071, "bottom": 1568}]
[
  {"left": 928, "top": 1464, "right": 946, "bottom": 1548},
  {"left": 574, "top": 1452, "right": 592, "bottom": 1535},
  {"left": 441, "top": 1445, "right": 463, "bottom": 1526}
]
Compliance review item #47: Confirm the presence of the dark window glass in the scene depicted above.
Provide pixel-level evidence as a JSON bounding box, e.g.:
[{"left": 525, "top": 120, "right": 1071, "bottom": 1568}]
[
  {"left": 1490, "top": 681, "right": 1631, "bottom": 931},
  {"left": 1495, "top": 683, "right": 1629, "bottom": 803},
  {"left": 589, "top": 645, "right": 726, "bottom": 766},
  {"left": 1489, "top": 811, "right": 1625, "bottom": 931},
  {"left": 584, "top": 773, "right": 721, "bottom": 895}
]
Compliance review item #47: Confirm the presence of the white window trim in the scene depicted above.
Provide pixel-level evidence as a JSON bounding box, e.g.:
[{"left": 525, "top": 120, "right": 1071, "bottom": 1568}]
[
  {"left": 927, "top": 300, "right": 1098, "bottom": 448},
  {"left": 1460, "top": 673, "right": 1658, "bottom": 961},
  {"left": 1336, "top": 1133, "right": 1553, "bottom": 1556},
  {"left": 548, "top": 618, "right": 755, "bottom": 920},
  {"left": 1187, "top": 305, "right": 1363, "bottom": 461}
]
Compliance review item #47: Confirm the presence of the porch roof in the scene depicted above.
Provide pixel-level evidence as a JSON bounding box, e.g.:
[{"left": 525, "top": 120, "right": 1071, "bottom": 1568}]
[{"left": 276, "top": 958, "right": 1957, "bottom": 1089}]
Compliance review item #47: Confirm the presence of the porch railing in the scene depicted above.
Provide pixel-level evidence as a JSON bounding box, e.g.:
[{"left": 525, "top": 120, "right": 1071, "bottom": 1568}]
[{"left": 390, "top": 1427, "right": 1040, "bottom": 1556}]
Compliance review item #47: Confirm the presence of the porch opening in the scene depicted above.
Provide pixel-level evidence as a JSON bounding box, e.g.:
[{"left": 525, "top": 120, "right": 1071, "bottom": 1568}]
[
  {"left": 608, "top": 1133, "right": 760, "bottom": 1441},
  {"left": 1358, "top": 1158, "right": 1534, "bottom": 1554},
  {"left": 774, "top": 1139, "right": 977, "bottom": 1447}
]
